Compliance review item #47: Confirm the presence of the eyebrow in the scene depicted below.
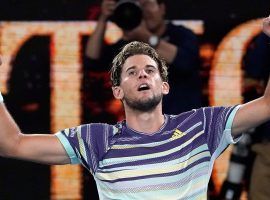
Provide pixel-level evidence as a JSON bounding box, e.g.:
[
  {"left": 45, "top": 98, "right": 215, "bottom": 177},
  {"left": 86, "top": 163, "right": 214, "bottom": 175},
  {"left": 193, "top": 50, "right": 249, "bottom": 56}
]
[
  {"left": 125, "top": 66, "right": 136, "bottom": 72},
  {"left": 145, "top": 65, "right": 157, "bottom": 69}
]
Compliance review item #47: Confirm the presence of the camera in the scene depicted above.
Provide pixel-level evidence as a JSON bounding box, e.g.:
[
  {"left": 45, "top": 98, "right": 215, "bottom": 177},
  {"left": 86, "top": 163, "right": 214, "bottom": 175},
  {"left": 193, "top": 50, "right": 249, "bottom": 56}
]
[{"left": 111, "top": 0, "right": 142, "bottom": 31}]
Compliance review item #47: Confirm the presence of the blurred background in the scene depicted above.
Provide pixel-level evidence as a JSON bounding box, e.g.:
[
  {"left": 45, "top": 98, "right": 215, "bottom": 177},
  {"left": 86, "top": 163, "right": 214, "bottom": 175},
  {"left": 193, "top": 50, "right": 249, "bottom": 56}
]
[{"left": 0, "top": 0, "right": 270, "bottom": 199}]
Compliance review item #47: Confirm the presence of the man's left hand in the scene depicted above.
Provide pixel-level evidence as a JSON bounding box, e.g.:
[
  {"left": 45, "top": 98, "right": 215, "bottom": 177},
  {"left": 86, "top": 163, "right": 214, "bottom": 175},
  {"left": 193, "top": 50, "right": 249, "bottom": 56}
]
[{"left": 263, "top": 16, "right": 270, "bottom": 37}]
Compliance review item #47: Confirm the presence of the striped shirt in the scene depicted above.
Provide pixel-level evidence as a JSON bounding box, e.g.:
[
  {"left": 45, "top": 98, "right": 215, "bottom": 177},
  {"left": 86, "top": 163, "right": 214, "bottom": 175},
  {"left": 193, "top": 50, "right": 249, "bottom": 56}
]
[{"left": 56, "top": 106, "right": 240, "bottom": 200}]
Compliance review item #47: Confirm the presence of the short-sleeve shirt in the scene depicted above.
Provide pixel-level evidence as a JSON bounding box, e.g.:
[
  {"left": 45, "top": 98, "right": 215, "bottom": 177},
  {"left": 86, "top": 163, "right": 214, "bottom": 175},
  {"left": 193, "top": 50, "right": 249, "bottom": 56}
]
[{"left": 56, "top": 106, "right": 240, "bottom": 200}]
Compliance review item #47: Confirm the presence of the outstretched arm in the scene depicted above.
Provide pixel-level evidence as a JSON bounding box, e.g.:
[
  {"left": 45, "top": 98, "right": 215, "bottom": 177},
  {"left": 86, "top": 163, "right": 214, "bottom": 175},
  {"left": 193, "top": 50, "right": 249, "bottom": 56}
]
[
  {"left": 0, "top": 93, "right": 70, "bottom": 165},
  {"left": 232, "top": 16, "right": 270, "bottom": 136}
]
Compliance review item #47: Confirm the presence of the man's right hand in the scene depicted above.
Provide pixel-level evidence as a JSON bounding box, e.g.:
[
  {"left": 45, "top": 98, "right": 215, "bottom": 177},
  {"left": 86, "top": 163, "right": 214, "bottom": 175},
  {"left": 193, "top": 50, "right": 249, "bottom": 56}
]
[
  {"left": 100, "top": 0, "right": 116, "bottom": 21},
  {"left": 263, "top": 16, "right": 270, "bottom": 37}
]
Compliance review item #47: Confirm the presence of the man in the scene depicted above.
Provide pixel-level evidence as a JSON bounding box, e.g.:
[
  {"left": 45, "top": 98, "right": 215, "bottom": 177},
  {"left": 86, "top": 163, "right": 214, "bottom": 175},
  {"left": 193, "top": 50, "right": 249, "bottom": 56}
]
[
  {"left": 0, "top": 17, "right": 270, "bottom": 200},
  {"left": 86, "top": 0, "right": 202, "bottom": 114}
]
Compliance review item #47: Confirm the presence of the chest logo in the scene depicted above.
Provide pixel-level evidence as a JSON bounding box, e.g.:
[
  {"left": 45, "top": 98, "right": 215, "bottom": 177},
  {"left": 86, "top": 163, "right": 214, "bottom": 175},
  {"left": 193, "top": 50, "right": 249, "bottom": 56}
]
[{"left": 171, "top": 129, "right": 186, "bottom": 140}]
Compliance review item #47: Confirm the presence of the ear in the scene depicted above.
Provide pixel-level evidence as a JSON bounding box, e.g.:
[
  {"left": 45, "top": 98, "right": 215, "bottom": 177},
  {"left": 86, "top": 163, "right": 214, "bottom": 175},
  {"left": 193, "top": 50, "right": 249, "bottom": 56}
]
[
  {"left": 112, "top": 86, "right": 124, "bottom": 100},
  {"left": 162, "top": 82, "right": 170, "bottom": 95}
]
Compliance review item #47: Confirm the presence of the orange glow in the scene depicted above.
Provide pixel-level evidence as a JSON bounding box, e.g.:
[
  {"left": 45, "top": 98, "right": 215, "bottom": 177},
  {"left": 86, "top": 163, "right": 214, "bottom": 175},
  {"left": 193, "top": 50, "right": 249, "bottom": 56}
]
[
  {"left": 210, "top": 19, "right": 262, "bottom": 194},
  {"left": 1, "top": 19, "right": 261, "bottom": 199},
  {"left": 0, "top": 20, "right": 202, "bottom": 199}
]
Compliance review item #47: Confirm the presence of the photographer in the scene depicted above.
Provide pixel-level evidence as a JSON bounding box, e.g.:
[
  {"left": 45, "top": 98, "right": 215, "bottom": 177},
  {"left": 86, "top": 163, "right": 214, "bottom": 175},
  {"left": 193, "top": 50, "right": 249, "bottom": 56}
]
[{"left": 86, "top": 0, "right": 202, "bottom": 114}]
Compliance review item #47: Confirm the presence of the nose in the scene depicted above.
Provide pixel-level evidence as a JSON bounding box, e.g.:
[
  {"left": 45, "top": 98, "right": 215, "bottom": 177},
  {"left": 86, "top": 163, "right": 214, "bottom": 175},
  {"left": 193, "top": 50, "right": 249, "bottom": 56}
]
[{"left": 138, "top": 69, "right": 148, "bottom": 79}]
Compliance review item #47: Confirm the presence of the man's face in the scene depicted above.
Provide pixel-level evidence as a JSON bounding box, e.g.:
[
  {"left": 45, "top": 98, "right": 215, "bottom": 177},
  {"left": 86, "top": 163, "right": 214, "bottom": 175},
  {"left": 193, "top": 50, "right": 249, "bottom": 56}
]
[
  {"left": 112, "top": 54, "right": 169, "bottom": 111},
  {"left": 138, "top": 0, "right": 165, "bottom": 32}
]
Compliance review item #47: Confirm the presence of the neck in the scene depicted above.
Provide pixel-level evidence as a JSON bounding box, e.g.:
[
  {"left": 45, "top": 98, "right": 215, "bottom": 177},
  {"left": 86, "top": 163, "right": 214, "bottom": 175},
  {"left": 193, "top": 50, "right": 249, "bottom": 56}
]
[
  {"left": 124, "top": 103, "right": 165, "bottom": 134},
  {"left": 151, "top": 21, "right": 166, "bottom": 37}
]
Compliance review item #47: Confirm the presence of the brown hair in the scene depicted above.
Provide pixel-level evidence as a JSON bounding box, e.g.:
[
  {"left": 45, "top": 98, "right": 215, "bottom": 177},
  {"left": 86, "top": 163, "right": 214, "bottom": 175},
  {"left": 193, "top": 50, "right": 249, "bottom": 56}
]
[{"left": 110, "top": 41, "right": 168, "bottom": 86}]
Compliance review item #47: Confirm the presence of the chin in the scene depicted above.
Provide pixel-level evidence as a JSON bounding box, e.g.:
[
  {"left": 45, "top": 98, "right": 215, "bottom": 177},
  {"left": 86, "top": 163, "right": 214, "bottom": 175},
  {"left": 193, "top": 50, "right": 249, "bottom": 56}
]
[
  {"left": 124, "top": 94, "right": 162, "bottom": 112},
  {"left": 147, "top": 21, "right": 162, "bottom": 32}
]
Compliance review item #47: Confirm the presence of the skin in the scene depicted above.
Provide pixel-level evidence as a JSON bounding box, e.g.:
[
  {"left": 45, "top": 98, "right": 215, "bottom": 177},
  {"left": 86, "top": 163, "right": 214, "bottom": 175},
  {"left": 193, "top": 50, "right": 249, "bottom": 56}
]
[
  {"left": 139, "top": 0, "right": 165, "bottom": 33},
  {"left": 123, "top": 0, "right": 166, "bottom": 38},
  {"left": 112, "top": 54, "right": 169, "bottom": 133},
  {"left": 0, "top": 16, "right": 269, "bottom": 165},
  {"left": 86, "top": 0, "right": 177, "bottom": 64}
]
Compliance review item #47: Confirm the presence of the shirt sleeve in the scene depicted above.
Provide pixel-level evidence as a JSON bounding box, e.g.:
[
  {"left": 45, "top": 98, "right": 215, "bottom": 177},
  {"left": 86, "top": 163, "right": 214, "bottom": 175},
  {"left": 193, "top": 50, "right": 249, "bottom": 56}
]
[
  {"left": 203, "top": 105, "right": 241, "bottom": 157},
  {"left": 168, "top": 25, "right": 200, "bottom": 74},
  {"left": 55, "top": 131, "right": 80, "bottom": 164},
  {"left": 55, "top": 123, "right": 113, "bottom": 174}
]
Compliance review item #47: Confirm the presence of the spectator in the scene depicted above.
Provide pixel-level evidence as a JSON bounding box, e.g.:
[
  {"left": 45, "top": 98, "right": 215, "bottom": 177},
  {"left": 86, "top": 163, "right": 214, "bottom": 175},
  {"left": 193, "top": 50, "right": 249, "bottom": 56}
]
[{"left": 85, "top": 0, "right": 202, "bottom": 115}]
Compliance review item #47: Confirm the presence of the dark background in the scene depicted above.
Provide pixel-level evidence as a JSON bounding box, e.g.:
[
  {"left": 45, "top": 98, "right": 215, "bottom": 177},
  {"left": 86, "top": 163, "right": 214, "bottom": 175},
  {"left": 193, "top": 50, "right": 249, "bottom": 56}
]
[
  {"left": 0, "top": 0, "right": 270, "bottom": 199},
  {"left": 1, "top": 0, "right": 270, "bottom": 43}
]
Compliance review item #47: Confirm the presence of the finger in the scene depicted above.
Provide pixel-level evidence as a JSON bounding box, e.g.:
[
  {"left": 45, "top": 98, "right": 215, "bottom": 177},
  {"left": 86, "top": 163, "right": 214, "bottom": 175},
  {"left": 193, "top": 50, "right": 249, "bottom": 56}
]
[
  {"left": 103, "top": 0, "right": 116, "bottom": 7},
  {"left": 263, "top": 17, "right": 270, "bottom": 25},
  {"left": 103, "top": 1, "right": 116, "bottom": 11}
]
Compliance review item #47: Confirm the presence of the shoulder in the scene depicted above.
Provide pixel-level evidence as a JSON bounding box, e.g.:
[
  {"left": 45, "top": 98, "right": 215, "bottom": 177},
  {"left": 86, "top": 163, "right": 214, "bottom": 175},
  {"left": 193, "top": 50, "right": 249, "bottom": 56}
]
[
  {"left": 60, "top": 122, "right": 121, "bottom": 138},
  {"left": 81, "top": 122, "right": 121, "bottom": 135},
  {"left": 166, "top": 22, "right": 196, "bottom": 36},
  {"left": 166, "top": 109, "right": 202, "bottom": 126},
  {"left": 166, "top": 106, "right": 235, "bottom": 124}
]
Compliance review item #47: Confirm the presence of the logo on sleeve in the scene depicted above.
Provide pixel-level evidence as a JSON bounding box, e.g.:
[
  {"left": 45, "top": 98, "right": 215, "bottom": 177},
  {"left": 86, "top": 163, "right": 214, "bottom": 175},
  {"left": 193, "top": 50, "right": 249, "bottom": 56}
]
[
  {"left": 171, "top": 129, "right": 186, "bottom": 140},
  {"left": 70, "top": 127, "right": 78, "bottom": 137}
]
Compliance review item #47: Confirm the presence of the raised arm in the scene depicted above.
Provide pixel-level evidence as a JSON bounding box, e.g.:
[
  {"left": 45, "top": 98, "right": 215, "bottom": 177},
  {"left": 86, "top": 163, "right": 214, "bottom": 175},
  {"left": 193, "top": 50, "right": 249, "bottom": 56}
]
[
  {"left": 0, "top": 77, "right": 70, "bottom": 165},
  {"left": 232, "top": 16, "right": 270, "bottom": 136},
  {"left": 0, "top": 102, "right": 70, "bottom": 165},
  {"left": 85, "top": 0, "right": 116, "bottom": 59}
]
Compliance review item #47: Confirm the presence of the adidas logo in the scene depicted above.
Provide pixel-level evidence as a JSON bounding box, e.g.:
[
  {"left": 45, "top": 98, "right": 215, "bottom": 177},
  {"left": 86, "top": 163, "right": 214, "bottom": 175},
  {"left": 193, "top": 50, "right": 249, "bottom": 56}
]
[{"left": 171, "top": 129, "right": 186, "bottom": 140}]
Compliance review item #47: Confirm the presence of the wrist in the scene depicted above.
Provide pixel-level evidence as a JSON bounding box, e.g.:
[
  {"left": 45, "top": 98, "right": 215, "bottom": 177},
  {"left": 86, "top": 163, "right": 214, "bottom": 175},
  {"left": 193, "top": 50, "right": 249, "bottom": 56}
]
[
  {"left": 148, "top": 35, "right": 160, "bottom": 48},
  {"left": 99, "top": 14, "right": 109, "bottom": 23}
]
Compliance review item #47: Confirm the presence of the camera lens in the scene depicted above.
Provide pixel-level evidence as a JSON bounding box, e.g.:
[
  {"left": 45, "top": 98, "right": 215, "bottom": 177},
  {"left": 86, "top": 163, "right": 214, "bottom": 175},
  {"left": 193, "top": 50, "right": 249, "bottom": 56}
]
[{"left": 111, "top": 0, "right": 142, "bottom": 30}]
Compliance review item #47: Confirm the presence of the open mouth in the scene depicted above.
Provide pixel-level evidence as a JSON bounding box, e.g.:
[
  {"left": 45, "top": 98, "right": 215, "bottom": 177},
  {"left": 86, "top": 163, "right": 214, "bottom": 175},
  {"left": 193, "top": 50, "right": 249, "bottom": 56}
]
[{"left": 138, "top": 83, "right": 150, "bottom": 91}]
